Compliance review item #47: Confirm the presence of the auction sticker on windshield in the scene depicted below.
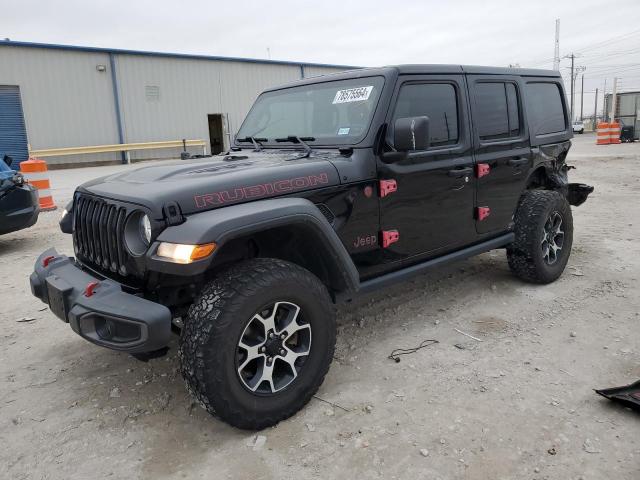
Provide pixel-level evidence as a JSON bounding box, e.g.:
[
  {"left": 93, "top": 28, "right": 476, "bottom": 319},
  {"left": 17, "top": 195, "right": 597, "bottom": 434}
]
[{"left": 333, "top": 86, "right": 374, "bottom": 104}]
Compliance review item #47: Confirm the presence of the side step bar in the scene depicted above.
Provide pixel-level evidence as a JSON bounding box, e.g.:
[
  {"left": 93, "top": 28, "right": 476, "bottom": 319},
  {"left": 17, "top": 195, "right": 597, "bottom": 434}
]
[{"left": 356, "top": 233, "right": 514, "bottom": 295}]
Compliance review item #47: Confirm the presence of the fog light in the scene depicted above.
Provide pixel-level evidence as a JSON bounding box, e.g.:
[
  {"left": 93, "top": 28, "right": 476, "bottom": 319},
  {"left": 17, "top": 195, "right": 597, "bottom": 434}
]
[{"left": 156, "top": 242, "right": 216, "bottom": 264}]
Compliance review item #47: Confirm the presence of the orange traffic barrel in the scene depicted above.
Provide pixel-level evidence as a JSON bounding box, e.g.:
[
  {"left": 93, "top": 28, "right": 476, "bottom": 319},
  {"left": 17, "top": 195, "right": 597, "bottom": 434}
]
[
  {"left": 596, "top": 122, "right": 610, "bottom": 145},
  {"left": 20, "top": 158, "right": 57, "bottom": 211},
  {"left": 609, "top": 121, "right": 622, "bottom": 144}
]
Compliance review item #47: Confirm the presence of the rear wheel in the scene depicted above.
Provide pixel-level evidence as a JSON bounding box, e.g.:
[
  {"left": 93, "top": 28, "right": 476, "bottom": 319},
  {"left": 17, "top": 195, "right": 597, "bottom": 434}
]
[
  {"left": 507, "top": 190, "right": 573, "bottom": 284},
  {"left": 179, "top": 258, "right": 335, "bottom": 430}
]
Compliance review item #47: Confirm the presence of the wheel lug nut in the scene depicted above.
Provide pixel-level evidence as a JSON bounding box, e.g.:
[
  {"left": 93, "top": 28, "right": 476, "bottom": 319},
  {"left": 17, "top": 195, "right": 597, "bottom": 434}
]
[
  {"left": 280, "top": 348, "right": 286, "bottom": 355},
  {"left": 260, "top": 346, "right": 266, "bottom": 353},
  {"left": 268, "top": 332, "right": 274, "bottom": 339},
  {"left": 280, "top": 333, "right": 286, "bottom": 339}
]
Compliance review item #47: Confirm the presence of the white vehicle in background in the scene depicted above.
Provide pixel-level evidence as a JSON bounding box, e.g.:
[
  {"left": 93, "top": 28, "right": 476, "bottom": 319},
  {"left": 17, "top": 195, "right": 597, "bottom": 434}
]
[{"left": 572, "top": 121, "right": 585, "bottom": 134}]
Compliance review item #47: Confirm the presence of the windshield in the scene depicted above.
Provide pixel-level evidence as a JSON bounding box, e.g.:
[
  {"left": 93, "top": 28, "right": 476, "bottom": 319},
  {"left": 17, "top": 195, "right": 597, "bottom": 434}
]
[{"left": 236, "top": 76, "right": 385, "bottom": 146}]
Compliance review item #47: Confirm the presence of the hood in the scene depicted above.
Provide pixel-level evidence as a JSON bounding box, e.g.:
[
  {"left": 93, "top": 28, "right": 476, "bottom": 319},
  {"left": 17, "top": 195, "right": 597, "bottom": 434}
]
[{"left": 78, "top": 150, "right": 341, "bottom": 218}]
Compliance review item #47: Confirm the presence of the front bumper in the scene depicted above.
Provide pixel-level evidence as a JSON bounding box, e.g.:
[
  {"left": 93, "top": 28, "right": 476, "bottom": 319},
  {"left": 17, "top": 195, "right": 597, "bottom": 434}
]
[
  {"left": 30, "top": 249, "right": 171, "bottom": 353},
  {"left": 0, "top": 183, "right": 39, "bottom": 235}
]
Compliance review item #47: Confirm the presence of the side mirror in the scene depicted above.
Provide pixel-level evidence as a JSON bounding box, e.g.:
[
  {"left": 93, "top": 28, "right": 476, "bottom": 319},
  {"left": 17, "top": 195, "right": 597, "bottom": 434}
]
[
  {"left": 394, "top": 116, "right": 430, "bottom": 152},
  {"left": 3, "top": 155, "right": 13, "bottom": 168}
]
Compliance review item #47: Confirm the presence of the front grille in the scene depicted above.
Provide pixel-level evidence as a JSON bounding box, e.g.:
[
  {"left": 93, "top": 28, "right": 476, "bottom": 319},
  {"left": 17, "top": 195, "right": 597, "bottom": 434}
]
[{"left": 73, "top": 195, "right": 129, "bottom": 276}]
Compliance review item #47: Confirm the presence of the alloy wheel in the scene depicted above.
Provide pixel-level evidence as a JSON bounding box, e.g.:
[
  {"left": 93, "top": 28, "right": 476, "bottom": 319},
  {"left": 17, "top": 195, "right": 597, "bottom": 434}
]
[
  {"left": 541, "top": 211, "right": 564, "bottom": 265},
  {"left": 236, "top": 301, "right": 312, "bottom": 394}
]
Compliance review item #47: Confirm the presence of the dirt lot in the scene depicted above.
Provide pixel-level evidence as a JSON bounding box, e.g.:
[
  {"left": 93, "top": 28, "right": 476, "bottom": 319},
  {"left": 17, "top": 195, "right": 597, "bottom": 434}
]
[{"left": 1, "top": 134, "right": 639, "bottom": 479}]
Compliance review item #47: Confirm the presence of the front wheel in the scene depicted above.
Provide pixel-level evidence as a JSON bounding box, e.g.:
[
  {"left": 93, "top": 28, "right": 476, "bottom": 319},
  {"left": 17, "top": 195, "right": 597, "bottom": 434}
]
[
  {"left": 179, "top": 258, "right": 336, "bottom": 430},
  {"left": 507, "top": 190, "right": 573, "bottom": 284}
]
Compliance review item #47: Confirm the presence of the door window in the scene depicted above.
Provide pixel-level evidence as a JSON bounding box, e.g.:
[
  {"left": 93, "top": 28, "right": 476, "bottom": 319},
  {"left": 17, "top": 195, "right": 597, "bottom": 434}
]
[
  {"left": 475, "top": 82, "right": 522, "bottom": 140},
  {"left": 392, "top": 83, "right": 459, "bottom": 147}
]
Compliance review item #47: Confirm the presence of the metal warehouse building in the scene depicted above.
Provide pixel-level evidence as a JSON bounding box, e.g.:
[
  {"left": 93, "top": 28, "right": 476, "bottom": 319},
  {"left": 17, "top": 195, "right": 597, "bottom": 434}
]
[
  {"left": 604, "top": 91, "right": 640, "bottom": 138},
  {"left": 0, "top": 40, "right": 354, "bottom": 167}
]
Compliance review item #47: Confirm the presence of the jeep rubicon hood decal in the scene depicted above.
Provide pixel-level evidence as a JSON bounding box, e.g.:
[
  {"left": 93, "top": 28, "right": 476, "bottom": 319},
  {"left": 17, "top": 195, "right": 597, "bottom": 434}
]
[
  {"left": 77, "top": 151, "right": 341, "bottom": 218},
  {"left": 193, "top": 173, "right": 330, "bottom": 208}
]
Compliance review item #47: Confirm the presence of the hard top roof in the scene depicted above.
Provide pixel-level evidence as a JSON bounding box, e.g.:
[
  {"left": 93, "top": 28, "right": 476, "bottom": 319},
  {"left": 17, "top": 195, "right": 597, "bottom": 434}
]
[{"left": 266, "top": 64, "right": 561, "bottom": 91}]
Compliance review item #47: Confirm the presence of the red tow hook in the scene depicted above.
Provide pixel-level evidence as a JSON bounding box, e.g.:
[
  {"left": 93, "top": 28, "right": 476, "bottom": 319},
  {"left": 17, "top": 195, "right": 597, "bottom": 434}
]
[
  {"left": 84, "top": 281, "right": 100, "bottom": 297},
  {"left": 42, "top": 255, "right": 56, "bottom": 267}
]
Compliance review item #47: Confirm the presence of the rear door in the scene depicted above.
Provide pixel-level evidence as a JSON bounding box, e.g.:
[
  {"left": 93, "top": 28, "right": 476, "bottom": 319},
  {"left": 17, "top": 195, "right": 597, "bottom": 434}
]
[
  {"left": 468, "top": 76, "right": 532, "bottom": 234},
  {"left": 378, "top": 75, "right": 477, "bottom": 261}
]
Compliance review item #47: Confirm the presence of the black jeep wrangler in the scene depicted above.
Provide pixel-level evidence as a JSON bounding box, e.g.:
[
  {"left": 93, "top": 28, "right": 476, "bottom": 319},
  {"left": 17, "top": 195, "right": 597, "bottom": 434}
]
[{"left": 30, "top": 65, "right": 593, "bottom": 429}]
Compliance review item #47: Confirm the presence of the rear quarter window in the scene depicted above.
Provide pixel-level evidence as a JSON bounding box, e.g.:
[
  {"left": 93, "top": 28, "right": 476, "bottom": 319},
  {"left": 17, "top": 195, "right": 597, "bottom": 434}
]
[{"left": 525, "top": 82, "right": 567, "bottom": 136}]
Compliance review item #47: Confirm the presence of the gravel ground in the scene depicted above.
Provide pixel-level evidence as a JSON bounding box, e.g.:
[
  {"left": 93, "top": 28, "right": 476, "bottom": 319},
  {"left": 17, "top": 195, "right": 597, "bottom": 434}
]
[{"left": 1, "top": 134, "right": 639, "bottom": 479}]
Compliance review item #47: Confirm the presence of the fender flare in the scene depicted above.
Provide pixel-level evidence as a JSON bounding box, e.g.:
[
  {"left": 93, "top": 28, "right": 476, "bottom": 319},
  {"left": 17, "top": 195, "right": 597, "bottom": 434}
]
[{"left": 146, "top": 198, "right": 360, "bottom": 293}]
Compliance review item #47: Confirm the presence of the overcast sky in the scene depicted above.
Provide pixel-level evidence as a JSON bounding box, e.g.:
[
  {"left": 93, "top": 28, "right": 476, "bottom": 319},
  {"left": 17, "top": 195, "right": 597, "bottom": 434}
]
[{"left": 4, "top": 0, "right": 640, "bottom": 116}]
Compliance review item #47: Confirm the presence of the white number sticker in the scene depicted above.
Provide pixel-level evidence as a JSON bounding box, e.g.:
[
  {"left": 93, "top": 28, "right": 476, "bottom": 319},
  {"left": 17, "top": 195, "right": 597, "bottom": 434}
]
[{"left": 332, "top": 86, "right": 374, "bottom": 104}]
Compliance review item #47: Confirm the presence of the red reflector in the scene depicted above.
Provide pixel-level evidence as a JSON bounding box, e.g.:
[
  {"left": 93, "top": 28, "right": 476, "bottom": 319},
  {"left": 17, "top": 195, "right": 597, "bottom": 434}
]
[
  {"left": 381, "top": 229, "right": 400, "bottom": 248},
  {"left": 476, "top": 163, "right": 490, "bottom": 178},
  {"left": 42, "top": 255, "right": 55, "bottom": 267},
  {"left": 379, "top": 179, "right": 397, "bottom": 198},
  {"left": 84, "top": 281, "right": 100, "bottom": 297},
  {"left": 477, "top": 207, "right": 491, "bottom": 221}
]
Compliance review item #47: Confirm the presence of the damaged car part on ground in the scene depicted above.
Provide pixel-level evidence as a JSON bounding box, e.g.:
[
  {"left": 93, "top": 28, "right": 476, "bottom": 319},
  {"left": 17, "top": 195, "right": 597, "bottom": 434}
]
[
  {"left": 29, "top": 64, "right": 593, "bottom": 430},
  {"left": 596, "top": 380, "right": 640, "bottom": 412},
  {"left": 0, "top": 155, "right": 39, "bottom": 235}
]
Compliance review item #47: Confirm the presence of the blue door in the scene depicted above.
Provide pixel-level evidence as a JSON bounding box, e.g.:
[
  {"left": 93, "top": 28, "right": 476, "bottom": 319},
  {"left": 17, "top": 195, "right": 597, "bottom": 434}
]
[{"left": 0, "top": 85, "right": 28, "bottom": 166}]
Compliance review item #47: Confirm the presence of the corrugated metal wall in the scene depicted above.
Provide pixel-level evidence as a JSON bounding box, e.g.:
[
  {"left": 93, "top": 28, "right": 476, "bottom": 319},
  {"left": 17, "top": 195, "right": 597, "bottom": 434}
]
[
  {"left": 0, "top": 44, "right": 350, "bottom": 166},
  {"left": 0, "top": 85, "right": 29, "bottom": 164},
  {"left": 303, "top": 65, "right": 352, "bottom": 79},
  {"left": 114, "top": 55, "right": 306, "bottom": 160},
  {"left": 0, "top": 46, "right": 121, "bottom": 165}
]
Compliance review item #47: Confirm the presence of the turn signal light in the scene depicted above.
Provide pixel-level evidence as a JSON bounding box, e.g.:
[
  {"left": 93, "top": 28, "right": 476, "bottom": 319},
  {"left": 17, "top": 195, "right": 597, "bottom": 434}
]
[{"left": 156, "top": 242, "right": 216, "bottom": 264}]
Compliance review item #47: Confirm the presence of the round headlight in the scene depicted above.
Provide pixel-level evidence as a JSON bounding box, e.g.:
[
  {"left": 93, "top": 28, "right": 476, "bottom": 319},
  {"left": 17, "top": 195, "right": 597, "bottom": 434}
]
[
  {"left": 124, "top": 211, "right": 151, "bottom": 256},
  {"left": 140, "top": 214, "right": 151, "bottom": 245}
]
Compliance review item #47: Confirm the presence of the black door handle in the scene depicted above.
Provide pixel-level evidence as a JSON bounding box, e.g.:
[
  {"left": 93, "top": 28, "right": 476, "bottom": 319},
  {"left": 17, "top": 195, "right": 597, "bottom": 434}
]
[
  {"left": 447, "top": 167, "right": 472, "bottom": 178},
  {"left": 508, "top": 157, "right": 528, "bottom": 167}
]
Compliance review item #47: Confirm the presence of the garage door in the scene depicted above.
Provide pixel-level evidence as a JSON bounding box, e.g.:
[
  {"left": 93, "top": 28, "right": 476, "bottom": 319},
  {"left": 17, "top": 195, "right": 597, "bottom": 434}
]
[{"left": 0, "top": 85, "right": 28, "bottom": 166}]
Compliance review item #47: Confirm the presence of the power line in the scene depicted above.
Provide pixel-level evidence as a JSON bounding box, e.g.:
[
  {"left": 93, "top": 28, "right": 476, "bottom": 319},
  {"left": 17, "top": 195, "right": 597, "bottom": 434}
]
[
  {"left": 521, "top": 28, "right": 640, "bottom": 69},
  {"left": 572, "top": 28, "right": 640, "bottom": 54}
]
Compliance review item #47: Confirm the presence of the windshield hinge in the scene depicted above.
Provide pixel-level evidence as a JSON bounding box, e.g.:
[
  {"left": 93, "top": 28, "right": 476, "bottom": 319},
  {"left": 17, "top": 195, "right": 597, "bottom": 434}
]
[{"left": 163, "top": 201, "right": 184, "bottom": 226}]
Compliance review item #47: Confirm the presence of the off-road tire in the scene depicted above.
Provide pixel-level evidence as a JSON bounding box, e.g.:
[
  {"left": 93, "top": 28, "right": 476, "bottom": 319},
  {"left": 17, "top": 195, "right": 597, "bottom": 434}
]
[
  {"left": 179, "top": 258, "right": 336, "bottom": 430},
  {"left": 507, "top": 190, "right": 573, "bottom": 284}
]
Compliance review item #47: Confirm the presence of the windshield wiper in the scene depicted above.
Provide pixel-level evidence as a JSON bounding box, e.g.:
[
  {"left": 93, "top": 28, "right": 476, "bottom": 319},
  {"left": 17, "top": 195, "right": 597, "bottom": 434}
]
[
  {"left": 274, "top": 136, "right": 315, "bottom": 157},
  {"left": 236, "top": 136, "right": 267, "bottom": 151}
]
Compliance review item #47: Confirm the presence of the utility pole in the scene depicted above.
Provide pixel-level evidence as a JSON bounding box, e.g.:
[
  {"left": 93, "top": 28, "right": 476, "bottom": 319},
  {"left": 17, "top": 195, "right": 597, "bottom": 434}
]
[
  {"left": 594, "top": 88, "right": 598, "bottom": 124},
  {"left": 580, "top": 72, "right": 585, "bottom": 121},
  {"left": 603, "top": 79, "right": 607, "bottom": 119},
  {"left": 553, "top": 19, "right": 560, "bottom": 71},
  {"left": 610, "top": 77, "right": 618, "bottom": 123},
  {"left": 573, "top": 65, "right": 586, "bottom": 122},
  {"left": 565, "top": 54, "right": 576, "bottom": 121}
]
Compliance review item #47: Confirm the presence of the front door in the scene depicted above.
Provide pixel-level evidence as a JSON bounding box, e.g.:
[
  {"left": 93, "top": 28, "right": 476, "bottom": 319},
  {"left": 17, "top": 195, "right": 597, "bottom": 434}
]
[
  {"left": 378, "top": 75, "right": 477, "bottom": 263},
  {"left": 467, "top": 76, "right": 532, "bottom": 234}
]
